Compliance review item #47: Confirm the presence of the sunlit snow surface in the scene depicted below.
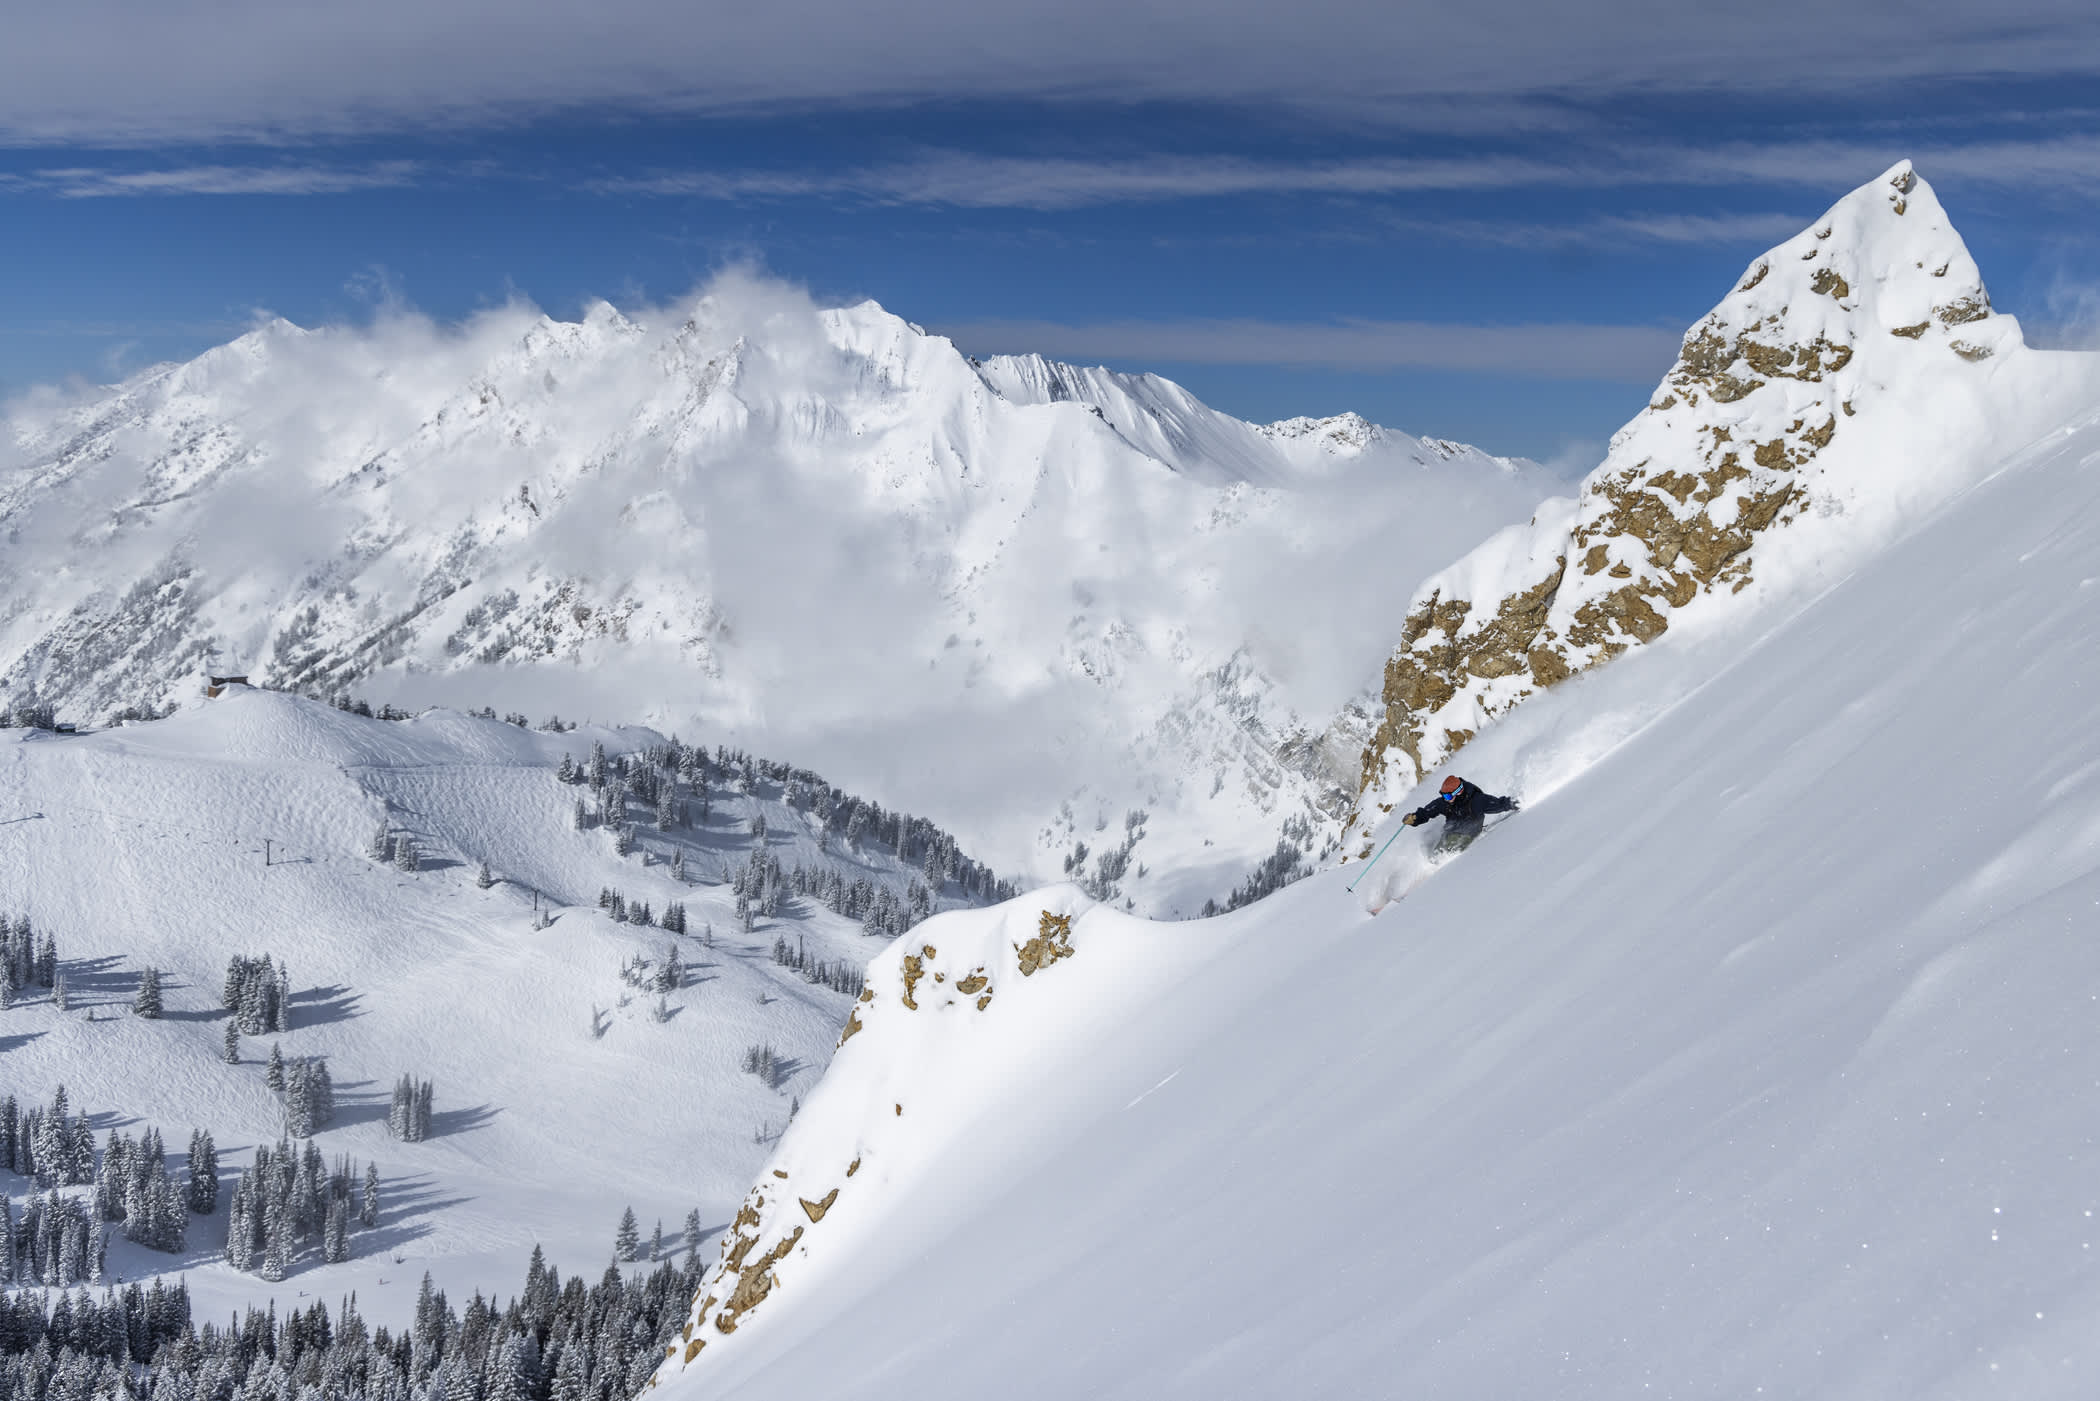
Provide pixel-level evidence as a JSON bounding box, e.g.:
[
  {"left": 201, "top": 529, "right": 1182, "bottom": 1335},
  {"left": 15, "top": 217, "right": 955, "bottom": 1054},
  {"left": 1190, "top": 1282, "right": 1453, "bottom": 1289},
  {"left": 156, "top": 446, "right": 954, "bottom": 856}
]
[
  {"left": 0, "top": 278, "right": 1552, "bottom": 906},
  {"left": 659, "top": 405, "right": 2100, "bottom": 1398},
  {"left": 0, "top": 694, "right": 946, "bottom": 1324}
]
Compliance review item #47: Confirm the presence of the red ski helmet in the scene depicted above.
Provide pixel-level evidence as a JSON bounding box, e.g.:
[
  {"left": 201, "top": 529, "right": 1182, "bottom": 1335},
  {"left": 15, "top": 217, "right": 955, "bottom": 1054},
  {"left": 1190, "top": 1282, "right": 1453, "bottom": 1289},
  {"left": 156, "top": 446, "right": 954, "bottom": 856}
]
[{"left": 1440, "top": 776, "right": 1463, "bottom": 795}]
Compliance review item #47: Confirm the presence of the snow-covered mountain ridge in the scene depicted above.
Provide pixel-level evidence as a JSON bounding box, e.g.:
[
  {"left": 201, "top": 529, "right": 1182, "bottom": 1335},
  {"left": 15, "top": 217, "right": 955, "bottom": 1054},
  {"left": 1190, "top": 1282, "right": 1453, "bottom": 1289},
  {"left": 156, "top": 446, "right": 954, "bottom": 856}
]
[
  {"left": 1346, "top": 161, "right": 2100, "bottom": 836},
  {"left": 647, "top": 276, "right": 2100, "bottom": 1401},
  {"left": 0, "top": 278, "right": 1548, "bottom": 903}
]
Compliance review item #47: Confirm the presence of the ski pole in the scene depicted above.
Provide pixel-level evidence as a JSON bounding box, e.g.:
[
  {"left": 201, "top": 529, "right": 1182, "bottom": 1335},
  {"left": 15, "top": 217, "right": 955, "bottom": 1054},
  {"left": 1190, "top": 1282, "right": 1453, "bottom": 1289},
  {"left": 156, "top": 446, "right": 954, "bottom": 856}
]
[{"left": 1346, "top": 822, "right": 1409, "bottom": 892}]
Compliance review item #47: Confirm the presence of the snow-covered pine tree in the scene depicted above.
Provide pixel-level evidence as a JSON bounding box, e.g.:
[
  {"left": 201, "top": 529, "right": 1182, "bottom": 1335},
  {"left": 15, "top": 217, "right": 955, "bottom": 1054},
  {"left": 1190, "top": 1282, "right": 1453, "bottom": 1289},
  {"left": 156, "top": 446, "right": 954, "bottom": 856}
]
[
  {"left": 283, "top": 1060, "right": 314, "bottom": 1138},
  {"left": 132, "top": 967, "right": 163, "bottom": 1018},
  {"left": 557, "top": 753, "right": 575, "bottom": 783},
  {"left": 188, "top": 1130, "right": 218, "bottom": 1214},
  {"left": 368, "top": 820, "right": 393, "bottom": 864},
  {"left": 648, "top": 1220, "right": 663, "bottom": 1261},
  {"left": 572, "top": 797, "right": 589, "bottom": 831},
  {"left": 273, "top": 960, "right": 292, "bottom": 1032},
  {"left": 682, "top": 1208, "right": 703, "bottom": 1261},
  {"left": 361, "top": 1161, "right": 379, "bottom": 1227},
  {"left": 259, "top": 1194, "right": 288, "bottom": 1281},
  {"left": 476, "top": 861, "right": 495, "bottom": 889},
  {"left": 323, "top": 1197, "right": 348, "bottom": 1263},
  {"left": 266, "top": 1043, "right": 285, "bottom": 1092},
  {"left": 614, "top": 1207, "right": 639, "bottom": 1262},
  {"left": 50, "top": 971, "right": 67, "bottom": 1012},
  {"left": 394, "top": 836, "right": 419, "bottom": 873},
  {"left": 223, "top": 1179, "right": 253, "bottom": 1271},
  {"left": 222, "top": 1020, "right": 240, "bottom": 1065},
  {"left": 654, "top": 943, "right": 683, "bottom": 992}
]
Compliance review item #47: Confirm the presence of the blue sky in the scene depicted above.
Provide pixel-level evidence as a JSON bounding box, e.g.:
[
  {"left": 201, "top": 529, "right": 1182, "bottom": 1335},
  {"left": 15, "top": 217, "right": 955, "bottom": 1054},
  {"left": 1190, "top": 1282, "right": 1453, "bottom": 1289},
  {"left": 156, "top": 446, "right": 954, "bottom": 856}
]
[{"left": 4, "top": 0, "right": 2099, "bottom": 461}]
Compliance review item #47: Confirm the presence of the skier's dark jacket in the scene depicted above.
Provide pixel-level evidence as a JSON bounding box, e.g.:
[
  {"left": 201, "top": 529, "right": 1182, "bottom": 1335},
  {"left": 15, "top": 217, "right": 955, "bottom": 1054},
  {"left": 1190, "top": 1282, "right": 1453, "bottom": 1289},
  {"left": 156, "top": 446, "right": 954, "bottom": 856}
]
[{"left": 1408, "top": 779, "right": 1515, "bottom": 828}]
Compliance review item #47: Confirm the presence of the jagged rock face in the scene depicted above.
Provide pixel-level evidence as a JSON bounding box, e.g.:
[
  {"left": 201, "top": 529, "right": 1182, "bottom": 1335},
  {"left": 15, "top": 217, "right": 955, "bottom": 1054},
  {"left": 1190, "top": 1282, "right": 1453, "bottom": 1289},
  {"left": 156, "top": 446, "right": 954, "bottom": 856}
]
[{"left": 1351, "top": 160, "right": 2033, "bottom": 813}]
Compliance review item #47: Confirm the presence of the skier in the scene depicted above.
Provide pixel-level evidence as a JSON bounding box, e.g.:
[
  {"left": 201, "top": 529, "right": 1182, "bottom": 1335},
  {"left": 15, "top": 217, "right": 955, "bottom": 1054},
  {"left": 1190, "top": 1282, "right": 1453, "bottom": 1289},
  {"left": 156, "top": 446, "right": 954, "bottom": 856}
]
[{"left": 1401, "top": 775, "right": 1517, "bottom": 852}]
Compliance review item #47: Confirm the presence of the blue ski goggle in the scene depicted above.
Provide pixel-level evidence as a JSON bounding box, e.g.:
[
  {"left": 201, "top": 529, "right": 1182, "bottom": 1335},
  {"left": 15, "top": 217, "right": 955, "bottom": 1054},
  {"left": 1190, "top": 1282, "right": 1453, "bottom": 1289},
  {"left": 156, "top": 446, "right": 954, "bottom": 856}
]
[{"left": 1440, "top": 788, "right": 1460, "bottom": 800}]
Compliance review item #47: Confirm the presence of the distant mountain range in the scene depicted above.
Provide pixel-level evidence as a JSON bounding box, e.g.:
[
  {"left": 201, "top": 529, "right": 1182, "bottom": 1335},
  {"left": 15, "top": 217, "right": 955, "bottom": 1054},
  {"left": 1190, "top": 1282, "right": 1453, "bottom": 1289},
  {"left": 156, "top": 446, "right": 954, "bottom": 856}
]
[{"left": 0, "top": 278, "right": 1549, "bottom": 908}]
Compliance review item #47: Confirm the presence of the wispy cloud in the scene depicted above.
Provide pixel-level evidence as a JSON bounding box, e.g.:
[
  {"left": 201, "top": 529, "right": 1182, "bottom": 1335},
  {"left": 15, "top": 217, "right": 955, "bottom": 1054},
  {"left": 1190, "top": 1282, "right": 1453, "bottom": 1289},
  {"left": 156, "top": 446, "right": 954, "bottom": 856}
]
[
  {"left": 1386, "top": 211, "right": 1814, "bottom": 249},
  {"left": 18, "top": 162, "right": 420, "bottom": 198},
  {"left": 597, "top": 134, "right": 2100, "bottom": 212},
  {"left": 3, "top": 1, "right": 2100, "bottom": 146},
  {"left": 933, "top": 316, "right": 1684, "bottom": 383}
]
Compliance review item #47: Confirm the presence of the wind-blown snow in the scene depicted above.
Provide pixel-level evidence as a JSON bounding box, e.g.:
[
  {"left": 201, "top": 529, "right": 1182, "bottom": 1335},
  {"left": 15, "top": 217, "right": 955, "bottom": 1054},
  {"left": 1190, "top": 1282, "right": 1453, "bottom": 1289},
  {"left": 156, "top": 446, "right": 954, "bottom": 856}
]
[
  {"left": 652, "top": 373, "right": 2100, "bottom": 1401},
  {"left": 0, "top": 273, "right": 1550, "bottom": 906}
]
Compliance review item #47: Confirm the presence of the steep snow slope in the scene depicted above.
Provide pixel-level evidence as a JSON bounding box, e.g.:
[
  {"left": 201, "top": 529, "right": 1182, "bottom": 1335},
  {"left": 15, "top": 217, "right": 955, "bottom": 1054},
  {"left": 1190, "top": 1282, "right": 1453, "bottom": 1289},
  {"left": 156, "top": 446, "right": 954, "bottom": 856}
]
[
  {"left": 652, "top": 398, "right": 2100, "bottom": 1397},
  {"left": 1349, "top": 161, "right": 2097, "bottom": 832},
  {"left": 0, "top": 279, "right": 1547, "bottom": 900},
  {"left": 0, "top": 689, "right": 1003, "bottom": 1324}
]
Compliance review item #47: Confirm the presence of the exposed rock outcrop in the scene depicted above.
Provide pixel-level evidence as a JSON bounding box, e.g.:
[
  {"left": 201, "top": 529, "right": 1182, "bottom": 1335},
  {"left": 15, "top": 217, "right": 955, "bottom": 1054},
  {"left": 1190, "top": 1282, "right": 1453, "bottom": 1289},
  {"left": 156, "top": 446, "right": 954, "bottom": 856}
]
[{"left": 1348, "top": 160, "right": 2036, "bottom": 836}]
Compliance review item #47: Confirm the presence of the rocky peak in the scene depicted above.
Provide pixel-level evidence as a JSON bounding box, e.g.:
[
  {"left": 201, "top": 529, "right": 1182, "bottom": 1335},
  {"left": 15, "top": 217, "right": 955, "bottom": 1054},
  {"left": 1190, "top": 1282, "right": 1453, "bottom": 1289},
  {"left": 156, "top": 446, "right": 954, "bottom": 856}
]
[{"left": 1346, "top": 162, "right": 2028, "bottom": 832}]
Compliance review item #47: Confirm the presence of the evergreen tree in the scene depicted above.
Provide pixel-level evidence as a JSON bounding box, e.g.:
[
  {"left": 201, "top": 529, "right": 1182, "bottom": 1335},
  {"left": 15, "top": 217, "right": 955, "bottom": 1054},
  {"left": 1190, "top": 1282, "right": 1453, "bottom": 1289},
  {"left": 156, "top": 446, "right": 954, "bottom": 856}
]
[
  {"left": 222, "top": 1019, "right": 240, "bottom": 1065},
  {"left": 394, "top": 836, "right": 419, "bottom": 873},
  {"left": 266, "top": 1043, "right": 286, "bottom": 1092},
  {"left": 259, "top": 1195, "right": 289, "bottom": 1281},
  {"left": 361, "top": 1162, "right": 379, "bottom": 1227},
  {"left": 132, "top": 967, "right": 164, "bottom": 1018},
  {"left": 682, "top": 1208, "right": 703, "bottom": 1262},
  {"left": 614, "top": 1207, "right": 639, "bottom": 1262},
  {"left": 50, "top": 970, "right": 67, "bottom": 1012},
  {"left": 368, "top": 821, "right": 393, "bottom": 863},
  {"left": 323, "top": 1198, "right": 349, "bottom": 1263},
  {"left": 187, "top": 1130, "right": 218, "bottom": 1214},
  {"left": 476, "top": 861, "right": 495, "bottom": 890},
  {"left": 648, "top": 1220, "right": 663, "bottom": 1261},
  {"left": 283, "top": 1059, "right": 314, "bottom": 1138},
  {"left": 556, "top": 753, "right": 575, "bottom": 783}
]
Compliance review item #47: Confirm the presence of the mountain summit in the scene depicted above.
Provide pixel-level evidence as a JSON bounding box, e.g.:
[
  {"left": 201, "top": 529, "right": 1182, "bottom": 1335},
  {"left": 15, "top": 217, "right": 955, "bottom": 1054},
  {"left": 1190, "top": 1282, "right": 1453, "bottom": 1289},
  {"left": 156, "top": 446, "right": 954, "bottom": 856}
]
[
  {"left": 1347, "top": 160, "right": 2091, "bottom": 830},
  {"left": 0, "top": 276, "right": 1544, "bottom": 892}
]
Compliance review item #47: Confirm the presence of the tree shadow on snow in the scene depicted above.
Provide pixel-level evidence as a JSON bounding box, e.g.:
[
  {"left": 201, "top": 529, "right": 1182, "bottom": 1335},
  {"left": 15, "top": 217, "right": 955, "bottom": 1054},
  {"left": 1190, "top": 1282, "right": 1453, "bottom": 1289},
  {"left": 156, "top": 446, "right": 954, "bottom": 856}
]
[
  {"left": 292, "top": 985, "right": 362, "bottom": 1026},
  {"left": 431, "top": 1103, "right": 500, "bottom": 1138},
  {"left": 55, "top": 955, "right": 129, "bottom": 1006},
  {"left": 0, "top": 1030, "right": 46, "bottom": 1055}
]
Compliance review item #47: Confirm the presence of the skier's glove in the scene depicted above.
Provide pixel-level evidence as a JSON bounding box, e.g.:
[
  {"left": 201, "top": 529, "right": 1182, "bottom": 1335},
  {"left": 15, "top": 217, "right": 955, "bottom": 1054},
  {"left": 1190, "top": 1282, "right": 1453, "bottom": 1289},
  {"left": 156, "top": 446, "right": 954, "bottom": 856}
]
[{"left": 1401, "top": 813, "right": 1419, "bottom": 827}]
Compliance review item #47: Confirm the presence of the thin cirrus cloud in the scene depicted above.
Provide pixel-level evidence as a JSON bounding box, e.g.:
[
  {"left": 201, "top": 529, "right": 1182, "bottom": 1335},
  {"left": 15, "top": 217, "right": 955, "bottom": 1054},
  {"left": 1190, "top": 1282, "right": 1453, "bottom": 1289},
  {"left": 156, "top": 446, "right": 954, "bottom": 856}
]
[
  {"left": 24, "top": 163, "right": 420, "bottom": 198},
  {"left": 597, "top": 135, "right": 2100, "bottom": 211},
  {"left": 2, "top": 0, "right": 2099, "bottom": 144},
  {"left": 931, "top": 316, "right": 1685, "bottom": 384}
]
